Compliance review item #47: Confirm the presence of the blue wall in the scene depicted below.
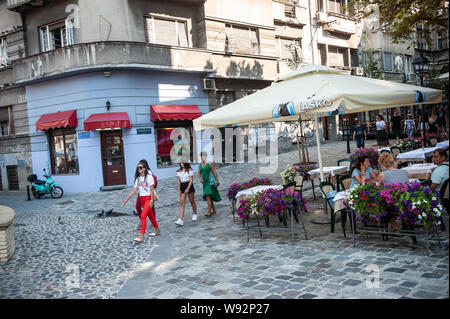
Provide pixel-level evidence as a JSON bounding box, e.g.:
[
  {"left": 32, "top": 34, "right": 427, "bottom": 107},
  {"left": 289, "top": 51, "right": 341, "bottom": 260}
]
[{"left": 26, "top": 70, "right": 210, "bottom": 193}]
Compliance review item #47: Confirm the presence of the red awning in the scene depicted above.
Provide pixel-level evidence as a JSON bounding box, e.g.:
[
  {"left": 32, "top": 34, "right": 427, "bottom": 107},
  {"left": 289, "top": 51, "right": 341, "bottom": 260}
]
[
  {"left": 36, "top": 110, "right": 78, "bottom": 131},
  {"left": 151, "top": 105, "right": 202, "bottom": 121},
  {"left": 83, "top": 112, "right": 132, "bottom": 131}
]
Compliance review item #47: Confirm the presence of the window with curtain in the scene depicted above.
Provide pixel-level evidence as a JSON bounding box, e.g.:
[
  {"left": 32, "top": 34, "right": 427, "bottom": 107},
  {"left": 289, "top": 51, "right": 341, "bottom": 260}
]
[
  {"left": 383, "top": 52, "right": 393, "bottom": 72},
  {"left": 328, "top": 0, "right": 346, "bottom": 15},
  {"left": 0, "top": 107, "right": 10, "bottom": 137},
  {"left": 49, "top": 127, "right": 79, "bottom": 174},
  {"left": 328, "top": 46, "right": 347, "bottom": 66},
  {"left": 145, "top": 16, "right": 188, "bottom": 47},
  {"left": 40, "top": 18, "right": 74, "bottom": 52}
]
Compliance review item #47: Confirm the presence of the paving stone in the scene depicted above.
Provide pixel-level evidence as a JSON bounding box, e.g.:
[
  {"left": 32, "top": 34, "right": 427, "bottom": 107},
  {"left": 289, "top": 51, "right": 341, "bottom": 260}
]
[
  {"left": 298, "top": 293, "right": 317, "bottom": 299},
  {"left": 386, "top": 286, "right": 411, "bottom": 296},
  {"left": 275, "top": 275, "right": 293, "bottom": 280},
  {"left": 400, "top": 281, "right": 419, "bottom": 288},
  {"left": 253, "top": 284, "right": 273, "bottom": 291},
  {"left": 421, "top": 273, "right": 443, "bottom": 279},
  {"left": 241, "top": 281, "right": 259, "bottom": 288},
  {"left": 412, "top": 290, "right": 442, "bottom": 299},
  {"left": 384, "top": 267, "right": 407, "bottom": 274},
  {"left": 265, "top": 294, "right": 283, "bottom": 299},
  {"left": 342, "top": 279, "right": 363, "bottom": 287}
]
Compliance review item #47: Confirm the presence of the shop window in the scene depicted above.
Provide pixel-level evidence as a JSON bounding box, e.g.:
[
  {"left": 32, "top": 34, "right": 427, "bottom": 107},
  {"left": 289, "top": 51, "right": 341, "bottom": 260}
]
[
  {"left": 6, "top": 165, "right": 18, "bottom": 190},
  {"left": 155, "top": 121, "right": 193, "bottom": 168},
  {"left": 48, "top": 127, "right": 79, "bottom": 174},
  {"left": 145, "top": 16, "right": 188, "bottom": 47},
  {"left": 40, "top": 18, "right": 74, "bottom": 52},
  {"left": 216, "top": 91, "right": 235, "bottom": 107}
]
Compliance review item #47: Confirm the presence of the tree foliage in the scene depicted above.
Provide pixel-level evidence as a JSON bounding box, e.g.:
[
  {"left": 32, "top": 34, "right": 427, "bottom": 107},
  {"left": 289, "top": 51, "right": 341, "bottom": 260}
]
[
  {"left": 285, "top": 38, "right": 303, "bottom": 71},
  {"left": 347, "top": 0, "right": 449, "bottom": 46}
]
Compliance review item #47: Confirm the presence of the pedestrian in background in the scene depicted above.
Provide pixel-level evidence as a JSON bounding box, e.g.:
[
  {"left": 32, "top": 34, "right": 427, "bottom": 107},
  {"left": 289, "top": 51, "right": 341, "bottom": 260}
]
[
  {"left": 390, "top": 109, "right": 402, "bottom": 145},
  {"left": 175, "top": 161, "right": 197, "bottom": 226},
  {"left": 123, "top": 160, "right": 160, "bottom": 242},
  {"left": 376, "top": 115, "right": 388, "bottom": 146},
  {"left": 198, "top": 151, "right": 221, "bottom": 217},
  {"left": 404, "top": 114, "right": 416, "bottom": 138},
  {"left": 353, "top": 120, "right": 367, "bottom": 149}
]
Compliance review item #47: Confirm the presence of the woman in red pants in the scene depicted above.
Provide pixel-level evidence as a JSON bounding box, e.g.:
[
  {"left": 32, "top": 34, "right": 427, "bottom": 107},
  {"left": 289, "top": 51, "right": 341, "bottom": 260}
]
[
  {"left": 123, "top": 160, "right": 160, "bottom": 242},
  {"left": 134, "top": 160, "right": 157, "bottom": 229}
]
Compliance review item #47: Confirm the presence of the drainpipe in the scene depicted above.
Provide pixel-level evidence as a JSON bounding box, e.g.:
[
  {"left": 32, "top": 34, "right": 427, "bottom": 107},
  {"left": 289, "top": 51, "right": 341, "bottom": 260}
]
[{"left": 308, "top": 0, "right": 315, "bottom": 64}]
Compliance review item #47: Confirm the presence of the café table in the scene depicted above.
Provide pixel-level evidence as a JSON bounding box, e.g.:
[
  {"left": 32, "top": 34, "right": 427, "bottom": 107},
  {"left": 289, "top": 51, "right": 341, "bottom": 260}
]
[
  {"left": 401, "top": 163, "right": 437, "bottom": 180},
  {"left": 307, "top": 166, "right": 349, "bottom": 184},
  {"left": 436, "top": 140, "right": 449, "bottom": 149},
  {"left": 396, "top": 147, "right": 440, "bottom": 163}
]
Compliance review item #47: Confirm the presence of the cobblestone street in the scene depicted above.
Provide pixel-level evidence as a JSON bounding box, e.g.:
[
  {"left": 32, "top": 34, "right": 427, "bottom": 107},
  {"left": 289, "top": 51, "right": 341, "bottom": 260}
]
[{"left": 0, "top": 140, "right": 448, "bottom": 299}]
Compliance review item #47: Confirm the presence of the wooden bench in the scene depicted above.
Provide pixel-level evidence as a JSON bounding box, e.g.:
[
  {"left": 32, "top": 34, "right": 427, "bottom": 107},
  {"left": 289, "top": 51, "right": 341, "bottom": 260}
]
[{"left": 0, "top": 205, "right": 16, "bottom": 262}]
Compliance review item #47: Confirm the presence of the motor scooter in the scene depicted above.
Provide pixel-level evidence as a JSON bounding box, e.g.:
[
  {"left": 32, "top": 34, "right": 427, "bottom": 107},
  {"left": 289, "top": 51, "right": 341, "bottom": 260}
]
[{"left": 27, "top": 169, "right": 64, "bottom": 199}]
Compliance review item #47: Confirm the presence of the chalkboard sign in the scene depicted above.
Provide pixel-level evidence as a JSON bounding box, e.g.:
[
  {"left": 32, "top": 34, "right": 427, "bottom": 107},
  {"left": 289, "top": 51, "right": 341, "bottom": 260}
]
[{"left": 137, "top": 128, "right": 152, "bottom": 135}]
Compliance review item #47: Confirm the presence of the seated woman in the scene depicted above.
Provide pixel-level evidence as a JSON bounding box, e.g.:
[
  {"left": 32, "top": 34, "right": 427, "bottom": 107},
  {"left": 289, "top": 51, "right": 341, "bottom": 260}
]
[
  {"left": 377, "top": 152, "right": 409, "bottom": 232},
  {"left": 350, "top": 155, "right": 377, "bottom": 189}
]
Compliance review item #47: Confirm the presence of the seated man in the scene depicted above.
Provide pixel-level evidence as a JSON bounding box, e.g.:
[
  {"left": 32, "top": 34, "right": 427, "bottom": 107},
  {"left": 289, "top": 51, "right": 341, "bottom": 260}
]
[{"left": 429, "top": 149, "right": 449, "bottom": 192}]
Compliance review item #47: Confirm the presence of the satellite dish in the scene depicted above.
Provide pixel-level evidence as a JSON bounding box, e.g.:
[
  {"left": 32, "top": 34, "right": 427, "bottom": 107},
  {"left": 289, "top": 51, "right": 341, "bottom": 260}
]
[{"left": 394, "top": 56, "right": 404, "bottom": 72}]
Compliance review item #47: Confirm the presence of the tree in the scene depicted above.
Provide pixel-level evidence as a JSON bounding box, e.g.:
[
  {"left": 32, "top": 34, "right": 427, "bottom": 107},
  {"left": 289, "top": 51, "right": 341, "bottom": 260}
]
[
  {"left": 285, "top": 38, "right": 303, "bottom": 71},
  {"left": 347, "top": 0, "right": 449, "bottom": 47},
  {"left": 360, "top": 33, "right": 383, "bottom": 78}
]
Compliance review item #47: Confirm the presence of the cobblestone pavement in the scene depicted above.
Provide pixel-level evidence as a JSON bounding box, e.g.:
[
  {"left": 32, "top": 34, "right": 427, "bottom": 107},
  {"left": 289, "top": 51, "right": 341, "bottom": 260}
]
[{"left": 0, "top": 140, "right": 448, "bottom": 299}]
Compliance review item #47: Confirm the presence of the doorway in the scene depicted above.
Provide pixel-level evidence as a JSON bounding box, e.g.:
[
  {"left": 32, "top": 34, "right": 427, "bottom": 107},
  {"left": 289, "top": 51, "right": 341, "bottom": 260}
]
[{"left": 100, "top": 130, "right": 126, "bottom": 186}]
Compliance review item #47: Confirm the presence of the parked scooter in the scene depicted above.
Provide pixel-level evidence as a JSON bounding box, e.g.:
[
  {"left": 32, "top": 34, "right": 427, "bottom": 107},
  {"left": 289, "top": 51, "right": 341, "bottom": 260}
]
[{"left": 27, "top": 169, "right": 64, "bottom": 199}]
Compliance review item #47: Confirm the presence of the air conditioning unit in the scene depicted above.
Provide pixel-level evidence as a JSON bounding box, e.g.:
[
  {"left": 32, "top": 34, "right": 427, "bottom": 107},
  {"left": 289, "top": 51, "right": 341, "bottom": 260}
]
[
  {"left": 203, "top": 78, "right": 216, "bottom": 91},
  {"left": 355, "top": 67, "right": 364, "bottom": 75},
  {"left": 316, "top": 12, "right": 328, "bottom": 24}
]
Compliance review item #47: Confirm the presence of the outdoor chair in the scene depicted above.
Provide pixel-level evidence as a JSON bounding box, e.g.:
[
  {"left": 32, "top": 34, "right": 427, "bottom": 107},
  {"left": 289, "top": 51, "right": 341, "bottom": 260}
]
[
  {"left": 427, "top": 137, "right": 438, "bottom": 147},
  {"left": 338, "top": 174, "right": 353, "bottom": 191},
  {"left": 440, "top": 179, "right": 449, "bottom": 231},
  {"left": 320, "top": 181, "right": 346, "bottom": 234},
  {"left": 337, "top": 158, "right": 352, "bottom": 169},
  {"left": 390, "top": 146, "right": 402, "bottom": 157}
]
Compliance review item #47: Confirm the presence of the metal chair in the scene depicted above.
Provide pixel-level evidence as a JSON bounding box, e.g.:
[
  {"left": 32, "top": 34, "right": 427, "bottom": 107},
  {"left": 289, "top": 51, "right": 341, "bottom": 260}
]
[
  {"left": 390, "top": 146, "right": 402, "bottom": 157},
  {"left": 319, "top": 182, "right": 341, "bottom": 233},
  {"left": 427, "top": 137, "right": 438, "bottom": 147}
]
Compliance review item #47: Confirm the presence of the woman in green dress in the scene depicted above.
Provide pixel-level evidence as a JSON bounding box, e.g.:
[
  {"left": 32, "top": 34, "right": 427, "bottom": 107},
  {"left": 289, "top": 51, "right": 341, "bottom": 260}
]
[{"left": 198, "top": 151, "right": 221, "bottom": 216}]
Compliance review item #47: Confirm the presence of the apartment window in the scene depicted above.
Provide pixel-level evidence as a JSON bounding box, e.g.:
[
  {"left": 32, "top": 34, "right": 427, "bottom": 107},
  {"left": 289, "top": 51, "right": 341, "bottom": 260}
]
[
  {"left": 40, "top": 18, "right": 74, "bottom": 52},
  {"left": 384, "top": 52, "right": 393, "bottom": 72},
  {"left": 0, "top": 107, "right": 11, "bottom": 137},
  {"left": 328, "top": 46, "right": 348, "bottom": 67},
  {"left": 155, "top": 123, "right": 193, "bottom": 168},
  {"left": 0, "top": 37, "right": 7, "bottom": 66},
  {"left": 328, "top": 0, "right": 346, "bottom": 15},
  {"left": 48, "top": 127, "right": 79, "bottom": 174},
  {"left": 436, "top": 31, "right": 448, "bottom": 50},
  {"left": 317, "top": 0, "right": 325, "bottom": 12},
  {"left": 285, "top": 4, "right": 296, "bottom": 18},
  {"left": 225, "top": 24, "right": 260, "bottom": 55},
  {"left": 350, "top": 49, "right": 358, "bottom": 67},
  {"left": 278, "top": 37, "right": 302, "bottom": 61},
  {"left": 145, "top": 16, "right": 188, "bottom": 47}
]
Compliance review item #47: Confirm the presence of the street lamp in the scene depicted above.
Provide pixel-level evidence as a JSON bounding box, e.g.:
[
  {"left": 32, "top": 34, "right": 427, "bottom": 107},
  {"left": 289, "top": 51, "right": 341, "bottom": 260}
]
[{"left": 412, "top": 45, "right": 430, "bottom": 146}]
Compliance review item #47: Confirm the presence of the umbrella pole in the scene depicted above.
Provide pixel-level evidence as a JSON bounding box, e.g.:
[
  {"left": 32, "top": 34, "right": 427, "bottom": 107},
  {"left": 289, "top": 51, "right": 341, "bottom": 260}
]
[
  {"left": 311, "top": 114, "right": 339, "bottom": 225},
  {"left": 298, "top": 115, "right": 307, "bottom": 165}
]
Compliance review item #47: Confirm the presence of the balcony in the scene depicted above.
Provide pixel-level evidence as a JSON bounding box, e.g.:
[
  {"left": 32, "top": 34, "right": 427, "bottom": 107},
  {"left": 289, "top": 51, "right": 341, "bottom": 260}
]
[
  {"left": 7, "top": 0, "right": 52, "bottom": 12},
  {"left": 6, "top": 41, "right": 278, "bottom": 86}
]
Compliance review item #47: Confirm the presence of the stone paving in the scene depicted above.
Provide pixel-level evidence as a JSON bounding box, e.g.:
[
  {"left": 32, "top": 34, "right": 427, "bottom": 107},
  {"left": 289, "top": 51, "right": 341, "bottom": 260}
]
[{"left": 0, "top": 140, "right": 448, "bottom": 299}]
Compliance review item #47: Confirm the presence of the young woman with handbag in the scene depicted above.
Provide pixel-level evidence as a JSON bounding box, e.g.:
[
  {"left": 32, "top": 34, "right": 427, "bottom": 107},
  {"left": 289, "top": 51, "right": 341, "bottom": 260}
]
[
  {"left": 123, "top": 160, "right": 160, "bottom": 242},
  {"left": 198, "top": 151, "right": 221, "bottom": 217}
]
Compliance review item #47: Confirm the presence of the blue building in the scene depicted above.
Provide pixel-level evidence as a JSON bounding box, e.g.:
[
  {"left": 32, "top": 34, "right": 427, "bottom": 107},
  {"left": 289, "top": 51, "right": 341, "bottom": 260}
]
[{"left": 27, "top": 70, "right": 210, "bottom": 193}]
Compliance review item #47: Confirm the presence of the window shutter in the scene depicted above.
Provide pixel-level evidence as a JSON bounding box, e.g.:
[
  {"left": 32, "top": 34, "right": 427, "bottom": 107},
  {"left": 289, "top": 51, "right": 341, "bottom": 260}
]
[
  {"left": 177, "top": 21, "right": 188, "bottom": 47},
  {"left": 232, "top": 25, "right": 251, "bottom": 54},
  {"left": 154, "top": 18, "right": 177, "bottom": 46}
]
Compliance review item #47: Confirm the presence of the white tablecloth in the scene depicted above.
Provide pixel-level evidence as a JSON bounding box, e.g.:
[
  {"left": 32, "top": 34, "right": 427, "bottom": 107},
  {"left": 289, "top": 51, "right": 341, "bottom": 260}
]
[
  {"left": 235, "top": 185, "right": 283, "bottom": 199},
  {"left": 436, "top": 140, "right": 449, "bottom": 149},
  {"left": 401, "top": 163, "right": 437, "bottom": 175},
  {"left": 396, "top": 147, "right": 438, "bottom": 162},
  {"left": 334, "top": 190, "right": 351, "bottom": 213},
  {"left": 307, "top": 166, "right": 349, "bottom": 178}
]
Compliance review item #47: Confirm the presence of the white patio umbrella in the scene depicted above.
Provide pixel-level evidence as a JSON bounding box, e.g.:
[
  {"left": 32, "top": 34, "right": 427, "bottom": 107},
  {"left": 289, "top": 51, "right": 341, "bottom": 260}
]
[{"left": 194, "top": 64, "right": 443, "bottom": 181}]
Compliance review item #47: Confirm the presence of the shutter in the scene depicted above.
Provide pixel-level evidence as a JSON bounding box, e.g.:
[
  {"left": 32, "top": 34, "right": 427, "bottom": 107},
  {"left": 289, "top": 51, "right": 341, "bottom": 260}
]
[
  {"left": 65, "top": 18, "right": 74, "bottom": 45},
  {"left": 0, "top": 107, "right": 9, "bottom": 122},
  {"left": 232, "top": 25, "right": 251, "bottom": 54},
  {"left": 145, "top": 17, "right": 154, "bottom": 42},
  {"left": 279, "top": 38, "right": 292, "bottom": 60},
  {"left": 250, "top": 28, "right": 259, "bottom": 54},
  {"left": 154, "top": 18, "right": 177, "bottom": 45},
  {"left": 328, "top": 0, "right": 336, "bottom": 13},
  {"left": 328, "top": 46, "right": 338, "bottom": 66}
]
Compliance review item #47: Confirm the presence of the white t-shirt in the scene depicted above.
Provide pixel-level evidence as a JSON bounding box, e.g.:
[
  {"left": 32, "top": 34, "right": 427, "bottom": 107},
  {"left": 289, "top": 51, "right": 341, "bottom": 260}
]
[
  {"left": 376, "top": 120, "right": 386, "bottom": 130},
  {"left": 134, "top": 173, "right": 154, "bottom": 196},
  {"left": 177, "top": 169, "right": 194, "bottom": 183}
]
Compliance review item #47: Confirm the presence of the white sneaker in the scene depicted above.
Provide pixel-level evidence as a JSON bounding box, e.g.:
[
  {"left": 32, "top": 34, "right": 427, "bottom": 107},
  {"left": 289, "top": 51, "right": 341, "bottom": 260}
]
[
  {"left": 174, "top": 219, "right": 184, "bottom": 226},
  {"left": 192, "top": 214, "right": 198, "bottom": 221}
]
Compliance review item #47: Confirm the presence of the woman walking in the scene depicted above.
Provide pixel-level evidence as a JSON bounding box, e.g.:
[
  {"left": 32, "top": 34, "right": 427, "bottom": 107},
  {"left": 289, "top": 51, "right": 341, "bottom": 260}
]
[
  {"left": 198, "top": 151, "right": 221, "bottom": 216},
  {"left": 375, "top": 115, "right": 388, "bottom": 146},
  {"left": 133, "top": 159, "right": 157, "bottom": 229},
  {"left": 174, "top": 162, "right": 198, "bottom": 226},
  {"left": 123, "top": 160, "right": 160, "bottom": 242}
]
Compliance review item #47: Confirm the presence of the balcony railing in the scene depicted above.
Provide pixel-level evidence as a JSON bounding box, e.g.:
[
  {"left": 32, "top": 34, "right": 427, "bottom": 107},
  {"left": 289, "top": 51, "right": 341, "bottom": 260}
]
[{"left": 7, "top": 0, "right": 48, "bottom": 11}]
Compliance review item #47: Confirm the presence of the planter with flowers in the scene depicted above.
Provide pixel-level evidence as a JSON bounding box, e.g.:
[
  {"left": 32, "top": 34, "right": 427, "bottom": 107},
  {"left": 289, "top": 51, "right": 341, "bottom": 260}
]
[
  {"left": 349, "top": 148, "right": 379, "bottom": 168},
  {"left": 345, "top": 181, "right": 443, "bottom": 233},
  {"left": 280, "top": 163, "right": 318, "bottom": 184}
]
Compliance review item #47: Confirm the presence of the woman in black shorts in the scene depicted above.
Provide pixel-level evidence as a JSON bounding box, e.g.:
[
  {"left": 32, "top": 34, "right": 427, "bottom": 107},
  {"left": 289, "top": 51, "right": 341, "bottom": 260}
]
[{"left": 174, "top": 162, "right": 197, "bottom": 226}]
